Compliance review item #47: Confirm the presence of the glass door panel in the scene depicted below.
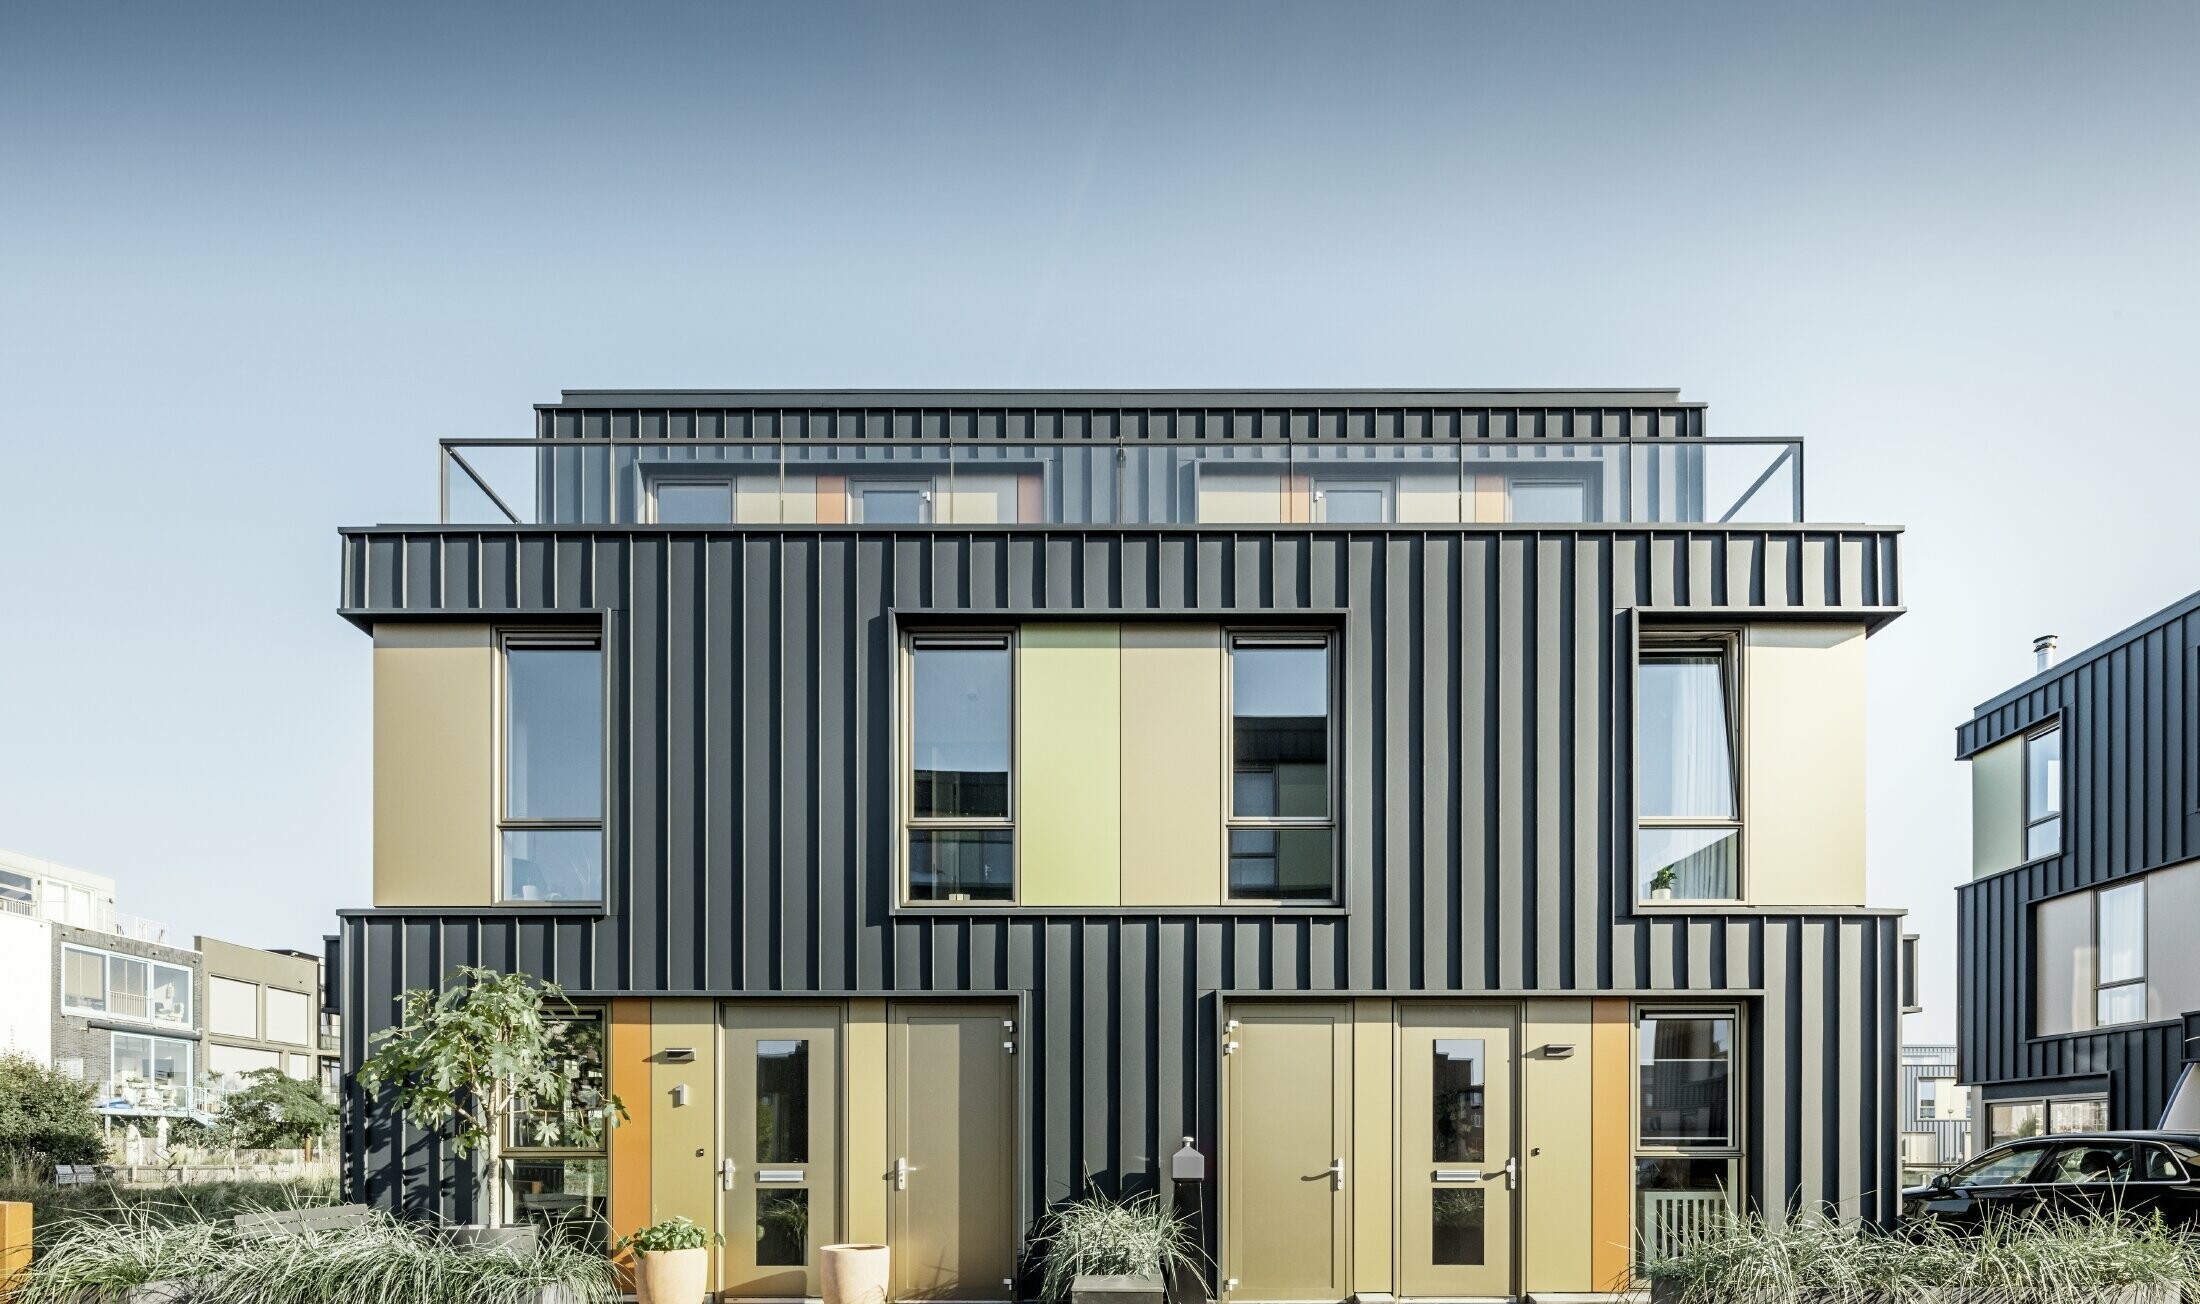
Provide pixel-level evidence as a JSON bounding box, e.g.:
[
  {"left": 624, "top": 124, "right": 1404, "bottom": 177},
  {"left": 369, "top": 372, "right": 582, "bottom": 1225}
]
[
  {"left": 721, "top": 1003, "right": 842, "bottom": 1298},
  {"left": 1398, "top": 1005, "right": 1515, "bottom": 1299}
]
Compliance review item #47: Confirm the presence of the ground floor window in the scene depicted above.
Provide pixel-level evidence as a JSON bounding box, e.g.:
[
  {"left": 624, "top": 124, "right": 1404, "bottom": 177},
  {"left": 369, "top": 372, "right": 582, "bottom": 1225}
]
[
  {"left": 1632, "top": 1008, "right": 1741, "bottom": 1273},
  {"left": 110, "top": 1032, "right": 194, "bottom": 1111},
  {"left": 502, "top": 1009, "right": 611, "bottom": 1246},
  {"left": 1986, "top": 1093, "right": 2108, "bottom": 1145}
]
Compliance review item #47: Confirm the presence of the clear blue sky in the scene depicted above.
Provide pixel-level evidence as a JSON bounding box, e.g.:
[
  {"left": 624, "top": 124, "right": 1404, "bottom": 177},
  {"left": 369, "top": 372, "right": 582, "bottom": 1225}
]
[{"left": 3, "top": 1, "right": 2195, "bottom": 1039}]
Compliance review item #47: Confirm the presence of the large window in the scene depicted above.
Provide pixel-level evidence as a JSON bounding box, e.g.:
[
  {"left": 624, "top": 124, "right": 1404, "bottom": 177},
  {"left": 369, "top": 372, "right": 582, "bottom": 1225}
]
[
  {"left": 505, "top": 1010, "right": 610, "bottom": 1243},
  {"left": 266, "top": 987, "right": 313, "bottom": 1046},
  {"left": 1638, "top": 638, "right": 1741, "bottom": 901},
  {"left": 209, "top": 976, "right": 259, "bottom": 1039},
  {"left": 1227, "top": 636, "right": 1335, "bottom": 902},
  {"left": 501, "top": 638, "right": 604, "bottom": 903},
  {"left": 2096, "top": 880, "right": 2146, "bottom": 1025},
  {"left": 63, "top": 944, "right": 192, "bottom": 1027},
  {"left": 110, "top": 1032, "right": 193, "bottom": 1109},
  {"left": 905, "top": 636, "right": 1014, "bottom": 902},
  {"left": 1987, "top": 1094, "right": 2108, "bottom": 1146},
  {"left": 1633, "top": 1011, "right": 1739, "bottom": 1270},
  {"left": 2025, "top": 725, "right": 2063, "bottom": 860}
]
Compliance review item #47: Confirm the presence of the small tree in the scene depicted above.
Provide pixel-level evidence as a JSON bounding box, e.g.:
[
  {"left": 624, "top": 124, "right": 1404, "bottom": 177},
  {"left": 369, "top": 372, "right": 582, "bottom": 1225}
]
[
  {"left": 356, "top": 966, "right": 621, "bottom": 1228},
  {"left": 0, "top": 1050, "right": 105, "bottom": 1180},
  {"left": 216, "top": 1068, "right": 338, "bottom": 1156}
]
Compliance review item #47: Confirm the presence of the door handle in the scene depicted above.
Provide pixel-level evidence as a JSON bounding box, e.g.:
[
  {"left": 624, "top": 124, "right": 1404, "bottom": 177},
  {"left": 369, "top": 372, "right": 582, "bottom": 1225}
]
[
  {"left": 894, "top": 1157, "right": 909, "bottom": 1191},
  {"left": 1503, "top": 1156, "right": 1517, "bottom": 1190},
  {"left": 720, "top": 1158, "right": 738, "bottom": 1191},
  {"left": 1328, "top": 1157, "right": 1345, "bottom": 1191}
]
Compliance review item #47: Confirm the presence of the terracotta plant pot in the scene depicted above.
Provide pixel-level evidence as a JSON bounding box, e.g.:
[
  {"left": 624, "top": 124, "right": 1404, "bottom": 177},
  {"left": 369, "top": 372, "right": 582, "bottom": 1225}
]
[
  {"left": 822, "top": 1242, "right": 891, "bottom": 1304},
  {"left": 634, "top": 1245, "right": 711, "bottom": 1304}
]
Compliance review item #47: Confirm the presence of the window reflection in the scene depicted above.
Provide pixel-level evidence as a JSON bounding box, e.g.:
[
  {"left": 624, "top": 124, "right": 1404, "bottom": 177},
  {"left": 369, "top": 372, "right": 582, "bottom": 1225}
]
[
  {"left": 1432, "top": 1039, "right": 1486, "bottom": 1163},
  {"left": 757, "top": 1039, "right": 809, "bottom": 1164}
]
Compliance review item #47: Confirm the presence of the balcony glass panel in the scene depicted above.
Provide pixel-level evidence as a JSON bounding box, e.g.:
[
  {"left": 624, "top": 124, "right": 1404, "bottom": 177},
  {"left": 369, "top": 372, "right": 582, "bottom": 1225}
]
[{"left": 437, "top": 437, "right": 1804, "bottom": 527}]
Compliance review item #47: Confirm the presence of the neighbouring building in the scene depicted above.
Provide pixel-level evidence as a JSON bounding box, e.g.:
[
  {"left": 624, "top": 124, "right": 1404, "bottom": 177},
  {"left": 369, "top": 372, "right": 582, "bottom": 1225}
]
[
  {"left": 335, "top": 389, "right": 1909, "bottom": 1300},
  {"left": 1, "top": 847, "right": 337, "bottom": 1132},
  {"left": 1956, "top": 589, "right": 2200, "bottom": 1153},
  {"left": 1898, "top": 1045, "right": 1971, "bottom": 1183},
  {"left": 198, "top": 936, "right": 327, "bottom": 1096},
  {"left": 270, "top": 947, "right": 345, "bottom": 1095}
]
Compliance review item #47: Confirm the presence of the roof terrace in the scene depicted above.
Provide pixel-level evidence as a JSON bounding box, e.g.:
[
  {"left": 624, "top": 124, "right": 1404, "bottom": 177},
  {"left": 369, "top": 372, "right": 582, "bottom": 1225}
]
[{"left": 430, "top": 391, "right": 1806, "bottom": 528}]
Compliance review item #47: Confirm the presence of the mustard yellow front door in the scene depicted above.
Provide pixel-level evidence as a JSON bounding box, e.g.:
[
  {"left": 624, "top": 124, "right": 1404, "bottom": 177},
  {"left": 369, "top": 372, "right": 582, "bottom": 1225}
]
[
  {"left": 719, "top": 1002, "right": 842, "bottom": 1298},
  {"left": 1397, "top": 1005, "right": 1516, "bottom": 1299},
  {"left": 888, "top": 1002, "right": 1016, "bottom": 1302},
  {"left": 1223, "top": 1003, "right": 1351, "bottom": 1302}
]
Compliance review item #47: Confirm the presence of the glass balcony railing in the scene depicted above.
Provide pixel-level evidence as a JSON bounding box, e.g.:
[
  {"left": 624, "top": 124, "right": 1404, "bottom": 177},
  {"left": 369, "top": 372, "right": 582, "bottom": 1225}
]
[{"left": 437, "top": 436, "right": 1803, "bottom": 528}]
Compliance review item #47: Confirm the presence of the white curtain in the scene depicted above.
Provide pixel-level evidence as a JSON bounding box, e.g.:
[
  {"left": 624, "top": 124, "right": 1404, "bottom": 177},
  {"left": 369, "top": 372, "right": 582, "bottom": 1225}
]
[{"left": 1641, "top": 655, "right": 1735, "bottom": 819}]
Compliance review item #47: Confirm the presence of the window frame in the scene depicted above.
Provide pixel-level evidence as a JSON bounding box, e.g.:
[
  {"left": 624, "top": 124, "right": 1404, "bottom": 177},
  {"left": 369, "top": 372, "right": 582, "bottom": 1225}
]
[
  {"left": 2023, "top": 723, "right": 2064, "bottom": 862},
  {"left": 899, "top": 629, "right": 1018, "bottom": 906},
  {"left": 61, "top": 942, "right": 194, "bottom": 1028},
  {"left": 1629, "top": 1004, "right": 1743, "bottom": 1277},
  {"left": 1310, "top": 478, "right": 1394, "bottom": 524},
  {"left": 1900, "top": 934, "right": 1922, "bottom": 1014},
  {"left": 1635, "top": 630, "right": 1745, "bottom": 905},
  {"left": 646, "top": 477, "right": 737, "bottom": 524},
  {"left": 501, "top": 1006, "right": 612, "bottom": 1234},
  {"left": 1224, "top": 629, "right": 1341, "bottom": 905},
  {"left": 496, "top": 631, "right": 607, "bottom": 906},
  {"left": 2094, "top": 879, "right": 2146, "bottom": 1027},
  {"left": 851, "top": 477, "right": 935, "bottom": 524},
  {"left": 1984, "top": 1093, "right": 2109, "bottom": 1146},
  {"left": 108, "top": 1029, "right": 195, "bottom": 1109}
]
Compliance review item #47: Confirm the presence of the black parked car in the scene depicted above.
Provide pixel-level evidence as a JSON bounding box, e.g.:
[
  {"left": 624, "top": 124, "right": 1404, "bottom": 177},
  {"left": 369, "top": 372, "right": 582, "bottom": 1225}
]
[{"left": 1901, "top": 1131, "right": 2200, "bottom": 1231}]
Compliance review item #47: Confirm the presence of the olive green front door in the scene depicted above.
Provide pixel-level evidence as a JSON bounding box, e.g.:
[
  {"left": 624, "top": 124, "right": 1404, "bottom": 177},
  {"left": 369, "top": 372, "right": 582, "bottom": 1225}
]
[
  {"left": 1397, "top": 1005, "right": 1516, "bottom": 1299},
  {"left": 720, "top": 1002, "right": 842, "bottom": 1298},
  {"left": 1223, "top": 1003, "right": 1351, "bottom": 1302},
  {"left": 888, "top": 1002, "right": 1016, "bottom": 1302}
]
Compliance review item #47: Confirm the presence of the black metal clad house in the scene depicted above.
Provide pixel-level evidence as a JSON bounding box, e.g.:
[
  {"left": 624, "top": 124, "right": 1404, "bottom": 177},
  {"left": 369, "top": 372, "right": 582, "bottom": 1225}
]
[
  {"left": 1955, "top": 591, "right": 2200, "bottom": 1146},
  {"left": 335, "top": 390, "right": 1907, "bottom": 1300}
]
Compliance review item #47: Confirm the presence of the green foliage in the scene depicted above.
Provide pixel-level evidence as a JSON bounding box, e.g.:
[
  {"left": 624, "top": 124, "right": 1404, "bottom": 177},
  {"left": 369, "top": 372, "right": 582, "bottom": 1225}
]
[
  {"left": 0, "top": 1176, "right": 337, "bottom": 1241},
  {"left": 214, "top": 1068, "right": 338, "bottom": 1152},
  {"left": 0, "top": 1051, "right": 105, "bottom": 1179},
  {"left": 1649, "top": 866, "right": 1680, "bottom": 892},
  {"left": 1027, "top": 1189, "right": 1203, "bottom": 1302},
  {"left": 355, "top": 966, "right": 624, "bottom": 1224},
  {"left": 1644, "top": 1208, "right": 2200, "bottom": 1303},
  {"left": 17, "top": 1203, "right": 619, "bottom": 1304},
  {"left": 618, "top": 1215, "right": 722, "bottom": 1254}
]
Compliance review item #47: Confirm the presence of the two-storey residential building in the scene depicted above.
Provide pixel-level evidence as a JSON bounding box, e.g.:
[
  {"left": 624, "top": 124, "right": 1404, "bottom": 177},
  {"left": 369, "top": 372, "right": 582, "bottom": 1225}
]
[
  {"left": 335, "top": 389, "right": 1907, "bottom": 1301},
  {"left": 1956, "top": 590, "right": 2200, "bottom": 1151},
  {"left": 199, "top": 936, "right": 327, "bottom": 1094}
]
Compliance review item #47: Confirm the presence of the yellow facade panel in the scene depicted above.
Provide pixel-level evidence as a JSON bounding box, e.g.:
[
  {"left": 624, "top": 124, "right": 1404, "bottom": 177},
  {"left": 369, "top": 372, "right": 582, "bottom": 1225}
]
[
  {"left": 1120, "top": 625, "right": 1226, "bottom": 906},
  {"left": 372, "top": 624, "right": 494, "bottom": 907},
  {"left": 1746, "top": 623, "right": 1867, "bottom": 906},
  {"left": 649, "top": 999, "right": 719, "bottom": 1262},
  {"left": 1018, "top": 624, "right": 1122, "bottom": 906}
]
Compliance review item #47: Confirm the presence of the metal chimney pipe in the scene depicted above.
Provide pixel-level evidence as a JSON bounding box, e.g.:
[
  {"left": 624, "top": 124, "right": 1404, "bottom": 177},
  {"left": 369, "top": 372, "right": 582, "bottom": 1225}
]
[{"left": 2034, "top": 634, "right": 2059, "bottom": 672}]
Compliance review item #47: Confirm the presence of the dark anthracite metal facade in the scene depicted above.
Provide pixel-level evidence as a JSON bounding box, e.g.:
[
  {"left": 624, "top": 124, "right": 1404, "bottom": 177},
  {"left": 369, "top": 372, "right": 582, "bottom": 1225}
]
[
  {"left": 1956, "top": 589, "right": 2200, "bottom": 1129},
  {"left": 337, "top": 393, "right": 1908, "bottom": 1246}
]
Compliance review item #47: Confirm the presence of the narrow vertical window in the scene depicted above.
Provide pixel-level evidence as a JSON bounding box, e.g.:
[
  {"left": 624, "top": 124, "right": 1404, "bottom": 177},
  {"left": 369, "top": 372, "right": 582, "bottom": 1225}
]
[
  {"left": 906, "top": 636, "right": 1013, "bottom": 902},
  {"left": 2026, "top": 725, "right": 2063, "bottom": 860},
  {"left": 501, "top": 638, "right": 604, "bottom": 903},
  {"left": 2096, "top": 880, "right": 2145, "bottom": 1026},
  {"left": 1632, "top": 1011, "right": 1739, "bottom": 1271},
  {"left": 1638, "top": 638, "right": 1741, "bottom": 901},
  {"left": 1227, "top": 635, "right": 1336, "bottom": 902},
  {"left": 1900, "top": 935, "right": 1921, "bottom": 1013}
]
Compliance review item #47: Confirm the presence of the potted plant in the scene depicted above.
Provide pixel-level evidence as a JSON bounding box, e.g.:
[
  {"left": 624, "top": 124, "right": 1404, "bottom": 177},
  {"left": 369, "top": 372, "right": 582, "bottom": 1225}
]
[
  {"left": 620, "top": 1216, "right": 722, "bottom": 1304},
  {"left": 357, "top": 965, "right": 624, "bottom": 1250},
  {"left": 1648, "top": 867, "right": 1678, "bottom": 901},
  {"left": 1028, "top": 1188, "right": 1202, "bottom": 1304}
]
